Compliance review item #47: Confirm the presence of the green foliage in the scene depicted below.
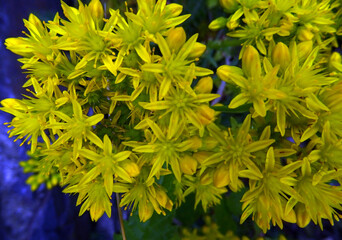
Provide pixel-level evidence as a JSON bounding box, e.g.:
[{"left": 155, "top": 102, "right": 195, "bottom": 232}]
[{"left": 114, "top": 211, "right": 179, "bottom": 240}]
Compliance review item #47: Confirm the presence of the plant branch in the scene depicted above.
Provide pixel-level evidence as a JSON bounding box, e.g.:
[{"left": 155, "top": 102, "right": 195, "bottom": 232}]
[{"left": 116, "top": 192, "right": 127, "bottom": 240}]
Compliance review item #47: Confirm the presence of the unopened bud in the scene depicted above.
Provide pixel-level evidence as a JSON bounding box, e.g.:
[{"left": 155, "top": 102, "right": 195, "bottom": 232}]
[
  {"left": 200, "top": 170, "right": 213, "bottom": 185},
  {"left": 220, "top": 0, "right": 238, "bottom": 13},
  {"left": 297, "top": 40, "right": 313, "bottom": 61},
  {"left": 201, "top": 136, "right": 219, "bottom": 150},
  {"left": 139, "top": 203, "right": 154, "bottom": 222},
  {"left": 329, "top": 51, "right": 342, "bottom": 71},
  {"left": 165, "top": 3, "right": 183, "bottom": 17},
  {"left": 155, "top": 188, "right": 168, "bottom": 207},
  {"left": 217, "top": 65, "right": 243, "bottom": 82},
  {"left": 330, "top": 51, "right": 342, "bottom": 63},
  {"left": 296, "top": 204, "right": 310, "bottom": 228},
  {"left": 209, "top": 17, "right": 227, "bottom": 31},
  {"left": 51, "top": 174, "right": 60, "bottom": 186},
  {"left": 28, "top": 14, "right": 43, "bottom": 29},
  {"left": 180, "top": 155, "right": 198, "bottom": 175},
  {"left": 272, "top": 42, "right": 290, "bottom": 70},
  {"left": 187, "top": 136, "right": 202, "bottom": 151},
  {"left": 226, "top": 19, "right": 239, "bottom": 30},
  {"left": 193, "top": 151, "right": 211, "bottom": 164},
  {"left": 5, "top": 38, "right": 33, "bottom": 57},
  {"left": 1, "top": 98, "right": 27, "bottom": 111},
  {"left": 167, "top": 27, "right": 186, "bottom": 52},
  {"left": 120, "top": 160, "right": 140, "bottom": 177},
  {"left": 298, "top": 28, "right": 314, "bottom": 41},
  {"left": 188, "top": 42, "right": 206, "bottom": 58},
  {"left": 194, "top": 76, "right": 213, "bottom": 93},
  {"left": 197, "top": 105, "right": 215, "bottom": 125},
  {"left": 213, "top": 164, "right": 230, "bottom": 188},
  {"left": 242, "top": 45, "right": 261, "bottom": 77},
  {"left": 89, "top": 0, "right": 104, "bottom": 21},
  {"left": 283, "top": 208, "right": 296, "bottom": 223}
]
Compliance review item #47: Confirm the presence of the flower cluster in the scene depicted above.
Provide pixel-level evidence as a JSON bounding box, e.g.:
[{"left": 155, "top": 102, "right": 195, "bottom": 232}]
[
  {"left": 1, "top": 0, "right": 216, "bottom": 222},
  {"left": 210, "top": 0, "right": 340, "bottom": 57},
  {"left": 3, "top": 0, "right": 342, "bottom": 235},
  {"left": 209, "top": 0, "right": 342, "bottom": 233}
]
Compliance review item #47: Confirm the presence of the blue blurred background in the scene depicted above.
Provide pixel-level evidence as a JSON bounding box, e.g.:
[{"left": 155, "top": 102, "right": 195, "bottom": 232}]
[{"left": 0, "top": 1, "right": 120, "bottom": 239}]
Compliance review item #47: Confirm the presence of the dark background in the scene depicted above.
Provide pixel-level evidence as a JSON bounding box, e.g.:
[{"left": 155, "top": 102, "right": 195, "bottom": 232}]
[{"left": 0, "top": 1, "right": 120, "bottom": 239}]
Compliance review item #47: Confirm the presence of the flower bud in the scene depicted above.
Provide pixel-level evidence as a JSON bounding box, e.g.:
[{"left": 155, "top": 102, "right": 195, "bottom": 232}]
[
  {"left": 296, "top": 203, "right": 311, "bottom": 228},
  {"left": 220, "top": 0, "right": 238, "bottom": 13},
  {"left": 297, "top": 28, "right": 314, "bottom": 41},
  {"left": 297, "top": 40, "right": 313, "bottom": 61},
  {"left": 272, "top": 42, "right": 291, "bottom": 70},
  {"left": 213, "top": 164, "right": 230, "bottom": 188},
  {"left": 167, "top": 27, "right": 186, "bottom": 52},
  {"left": 194, "top": 76, "right": 213, "bottom": 93},
  {"left": 283, "top": 208, "right": 296, "bottom": 223},
  {"left": 200, "top": 170, "right": 213, "bottom": 185},
  {"left": 28, "top": 14, "right": 44, "bottom": 29},
  {"left": 155, "top": 188, "right": 168, "bottom": 207},
  {"left": 51, "top": 174, "right": 60, "bottom": 186},
  {"left": 217, "top": 65, "right": 243, "bottom": 82},
  {"left": 188, "top": 42, "right": 206, "bottom": 58},
  {"left": 193, "top": 151, "right": 211, "bottom": 164},
  {"left": 329, "top": 52, "right": 342, "bottom": 72},
  {"left": 330, "top": 51, "right": 342, "bottom": 63},
  {"left": 89, "top": 0, "right": 104, "bottom": 21},
  {"left": 139, "top": 202, "right": 154, "bottom": 222},
  {"left": 1, "top": 98, "right": 27, "bottom": 111},
  {"left": 242, "top": 45, "right": 261, "bottom": 77},
  {"left": 187, "top": 136, "right": 202, "bottom": 151},
  {"left": 165, "top": 3, "right": 183, "bottom": 17},
  {"left": 180, "top": 155, "right": 198, "bottom": 175},
  {"left": 201, "top": 136, "right": 219, "bottom": 150},
  {"left": 120, "top": 160, "right": 140, "bottom": 177},
  {"left": 5, "top": 38, "right": 33, "bottom": 57},
  {"left": 197, "top": 105, "right": 215, "bottom": 125},
  {"left": 209, "top": 17, "right": 227, "bottom": 31},
  {"left": 226, "top": 18, "right": 239, "bottom": 30}
]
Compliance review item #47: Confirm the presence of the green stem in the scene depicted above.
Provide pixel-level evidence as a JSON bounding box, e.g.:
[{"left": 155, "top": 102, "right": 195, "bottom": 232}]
[{"left": 116, "top": 192, "right": 127, "bottom": 240}]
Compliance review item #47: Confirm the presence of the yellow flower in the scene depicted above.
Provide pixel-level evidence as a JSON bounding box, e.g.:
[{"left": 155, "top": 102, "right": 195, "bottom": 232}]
[
  {"left": 141, "top": 32, "right": 213, "bottom": 99},
  {"left": 140, "top": 86, "right": 219, "bottom": 135},
  {"left": 49, "top": 100, "right": 104, "bottom": 158},
  {"left": 126, "top": 0, "right": 190, "bottom": 37},
  {"left": 285, "top": 158, "right": 342, "bottom": 230},
  {"left": 240, "top": 147, "right": 302, "bottom": 233},
  {"left": 114, "top": 180, "right": 173, "bottom": 222},
  {"left": 205, "top": 115, "right": 274, "bottom": 191},
  {"left": 124, "top": 118, "right": 196, "bottom": 182},
  {"left": 1, "top": 98, "right": 51, "bottom": 153},
  {"left": 183, "top": 175, "right": 227, "bottom": 212},
  {"left": 78, "top": 135, "right": 133, "bottom": 193}
]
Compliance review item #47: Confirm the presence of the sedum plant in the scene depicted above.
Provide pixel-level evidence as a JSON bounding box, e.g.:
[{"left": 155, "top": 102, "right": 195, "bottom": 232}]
[
  {"left": 1, "top": 0, "right": 216, "bottom": 224},
  {"left": 209, "top": 0, "right": 342, "bottom": 234},
  {"left": 3, "top": 0, "right": 342, "bottom": 237}
]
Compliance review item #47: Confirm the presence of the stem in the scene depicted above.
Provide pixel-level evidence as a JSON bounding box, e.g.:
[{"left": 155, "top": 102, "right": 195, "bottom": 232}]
[
  {"left": 116, "top": 192, "right": 127, "bottom": 240},
  {"left": 211, "top": 56, "right": 231, "bottom": 106}
]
